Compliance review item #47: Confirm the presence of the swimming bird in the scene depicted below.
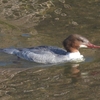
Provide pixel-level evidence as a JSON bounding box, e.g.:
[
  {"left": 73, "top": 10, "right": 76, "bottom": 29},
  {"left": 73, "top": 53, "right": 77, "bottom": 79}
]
[{"left": 1, "top": 34, "right": 100, "bottom": 64}]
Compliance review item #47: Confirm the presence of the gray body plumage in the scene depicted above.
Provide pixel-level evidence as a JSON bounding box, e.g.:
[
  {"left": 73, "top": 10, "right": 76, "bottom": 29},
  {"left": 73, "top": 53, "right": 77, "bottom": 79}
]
[{"left": 1, "top": 46, "right": 84, "bottom": 64}]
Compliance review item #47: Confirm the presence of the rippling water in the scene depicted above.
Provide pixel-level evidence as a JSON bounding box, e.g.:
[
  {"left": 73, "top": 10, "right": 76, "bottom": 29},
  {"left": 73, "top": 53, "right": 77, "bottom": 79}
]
[{"left": 0, "top": 0, "right": 100, "bottom": 100}]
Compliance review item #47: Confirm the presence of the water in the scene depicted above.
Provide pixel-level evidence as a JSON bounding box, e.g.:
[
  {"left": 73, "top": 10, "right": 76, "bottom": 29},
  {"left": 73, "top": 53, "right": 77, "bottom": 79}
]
[{"left": 0, "top": 0, "right": 100, "bottom": 100}]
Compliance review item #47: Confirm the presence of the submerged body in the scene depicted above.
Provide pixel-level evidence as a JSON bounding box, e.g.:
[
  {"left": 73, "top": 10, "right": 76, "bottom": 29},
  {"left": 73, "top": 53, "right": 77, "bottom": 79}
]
[{"left": 3, "top": 46, "right": 84, "bottom": 64}]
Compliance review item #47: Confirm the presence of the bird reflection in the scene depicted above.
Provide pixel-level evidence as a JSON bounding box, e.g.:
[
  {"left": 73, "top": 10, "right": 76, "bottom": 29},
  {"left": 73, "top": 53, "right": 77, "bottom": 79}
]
[
  {"left": 70, "top": 64, "right": 81, "bottom": 83},
  {"left": 64, "top": 64, "right": 81, "bottom": 83}
]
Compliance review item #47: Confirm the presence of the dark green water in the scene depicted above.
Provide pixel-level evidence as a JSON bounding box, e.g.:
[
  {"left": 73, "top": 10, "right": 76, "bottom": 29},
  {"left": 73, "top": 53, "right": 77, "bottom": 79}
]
[{"left": 0, "top": 0, "right": 100, "bottom": 100}]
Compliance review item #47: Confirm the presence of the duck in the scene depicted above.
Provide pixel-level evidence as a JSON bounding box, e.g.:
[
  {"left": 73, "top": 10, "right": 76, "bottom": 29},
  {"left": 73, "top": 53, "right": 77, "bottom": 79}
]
[{"left": 1, "top": 34, "right": 100, "bottom": 64}]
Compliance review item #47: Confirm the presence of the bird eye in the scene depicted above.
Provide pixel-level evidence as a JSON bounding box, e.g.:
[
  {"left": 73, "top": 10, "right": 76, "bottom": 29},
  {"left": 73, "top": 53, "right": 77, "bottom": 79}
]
[
  {"left": 81, "top": 40, "right": 84, "bottom": 42},
  {"left": 77, "top": 38, "right": 83, "bottom": 42}
]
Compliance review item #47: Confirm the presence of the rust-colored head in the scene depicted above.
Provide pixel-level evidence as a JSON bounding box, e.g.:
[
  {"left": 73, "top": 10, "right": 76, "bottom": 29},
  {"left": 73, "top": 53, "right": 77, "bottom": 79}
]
[{"left": 63, "top": 34, "right": 100, "bottom": 52}]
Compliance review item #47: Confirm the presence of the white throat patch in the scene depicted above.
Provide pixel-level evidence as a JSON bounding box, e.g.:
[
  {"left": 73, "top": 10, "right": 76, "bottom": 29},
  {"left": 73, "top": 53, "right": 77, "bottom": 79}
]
[{"left": 80, "top": 45, "right": 87, "bottom": 48}]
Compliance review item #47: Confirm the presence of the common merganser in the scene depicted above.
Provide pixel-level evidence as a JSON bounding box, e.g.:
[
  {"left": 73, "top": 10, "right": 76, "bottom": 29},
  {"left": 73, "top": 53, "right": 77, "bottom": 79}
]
[{"left": 1, "top": 34, "right": 100, "bottom": 64}]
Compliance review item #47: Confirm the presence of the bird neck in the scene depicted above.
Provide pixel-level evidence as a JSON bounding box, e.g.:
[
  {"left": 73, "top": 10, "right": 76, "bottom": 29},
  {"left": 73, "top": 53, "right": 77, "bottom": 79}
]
[{"left": 66, "top": 47, "right": 79, "bottom": 53}]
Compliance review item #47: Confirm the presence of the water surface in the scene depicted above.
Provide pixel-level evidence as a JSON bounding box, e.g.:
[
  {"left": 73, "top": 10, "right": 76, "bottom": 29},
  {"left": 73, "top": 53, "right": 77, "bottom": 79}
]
[{"left": 0, "top": 0, "right": 100, "bottom": 100}]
